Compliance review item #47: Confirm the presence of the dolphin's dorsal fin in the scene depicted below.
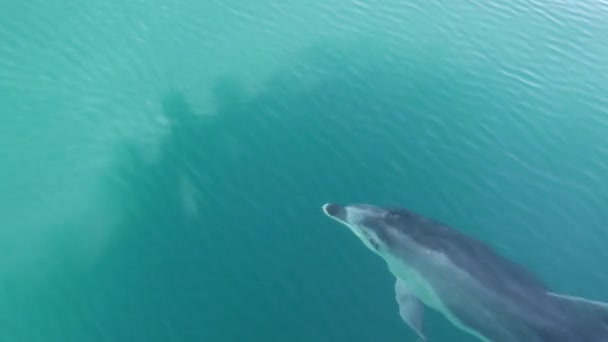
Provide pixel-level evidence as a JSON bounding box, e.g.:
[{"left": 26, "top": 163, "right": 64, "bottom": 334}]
[
  {"left": 547, "top": 291, "right": 608, "bottom": 316},
  {"left": 395, "top": 278, "right": 427, "bottom": 341},
  {"left": 547, "top": 292, "right": 608, "bottom": 309},
  {"left": 547, "top": 291, "right": 608, "bottom": 337}
]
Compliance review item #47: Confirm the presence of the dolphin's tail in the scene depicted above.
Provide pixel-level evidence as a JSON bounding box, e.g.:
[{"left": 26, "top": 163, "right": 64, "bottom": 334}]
[{"left": 540, "top": 292, "right": 608, "bottom": 341}]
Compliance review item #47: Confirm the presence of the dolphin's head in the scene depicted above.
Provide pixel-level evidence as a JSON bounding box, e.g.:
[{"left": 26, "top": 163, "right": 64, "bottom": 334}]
[{"left": 322, "top": 203, "right": 421, "bottom": 256}]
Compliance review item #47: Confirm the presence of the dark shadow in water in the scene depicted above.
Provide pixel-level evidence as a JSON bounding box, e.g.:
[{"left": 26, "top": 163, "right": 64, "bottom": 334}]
[{"left": 56, "top": 40, "right": 524, "bottom": 342}]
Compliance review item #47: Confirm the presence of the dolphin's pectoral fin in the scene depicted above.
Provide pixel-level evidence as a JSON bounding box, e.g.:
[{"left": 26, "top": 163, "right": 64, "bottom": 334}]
[{"left": 395, "top": 278, "right": 427, "bottom": 341}]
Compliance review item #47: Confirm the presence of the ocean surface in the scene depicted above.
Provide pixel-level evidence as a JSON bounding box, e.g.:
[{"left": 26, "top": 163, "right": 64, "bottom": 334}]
[{"left": 1, "top": 0, "right": 608, "bottom": 341}]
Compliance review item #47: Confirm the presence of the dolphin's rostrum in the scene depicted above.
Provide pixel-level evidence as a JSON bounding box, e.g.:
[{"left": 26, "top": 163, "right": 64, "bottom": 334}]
[{"left": 322, "top": 203, "right": 608, "bottom": 341}]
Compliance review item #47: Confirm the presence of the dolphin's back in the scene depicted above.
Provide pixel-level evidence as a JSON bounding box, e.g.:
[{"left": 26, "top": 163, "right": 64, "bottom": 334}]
[
  {"left": 388, "top": 208, "right": 548, "bottom": 297},
  {"left": 387, "top": 208, "right": 608, "bottom": 341}
]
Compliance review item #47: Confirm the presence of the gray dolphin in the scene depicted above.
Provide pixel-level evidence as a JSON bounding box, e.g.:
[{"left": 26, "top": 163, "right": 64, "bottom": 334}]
[{"left": 322, "top": 203, "right": 608, "bottom": 341}]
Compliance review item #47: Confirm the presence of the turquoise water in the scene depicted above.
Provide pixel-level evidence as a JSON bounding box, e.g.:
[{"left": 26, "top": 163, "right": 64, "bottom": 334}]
[{"left": 1, "top": 0, "right": 608, "bottom": 341}]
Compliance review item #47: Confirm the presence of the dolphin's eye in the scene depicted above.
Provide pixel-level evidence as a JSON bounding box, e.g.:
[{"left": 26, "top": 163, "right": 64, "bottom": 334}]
[
  {"left": 386, "top": 209, "right": 413, "bottom": 221},
  {"left": 385, "top": 211, "right": 401, "bottom": 220}
]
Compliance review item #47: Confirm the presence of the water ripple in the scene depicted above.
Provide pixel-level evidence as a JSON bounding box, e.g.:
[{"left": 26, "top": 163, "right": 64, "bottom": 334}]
[{"left": 2, "top": 0, "right": 608, "bottom": 340}]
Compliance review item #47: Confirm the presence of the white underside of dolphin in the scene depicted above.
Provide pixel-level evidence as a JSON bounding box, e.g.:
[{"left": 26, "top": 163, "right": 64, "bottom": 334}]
[{"left": 365, "top": 224, "right": 491, "bottom": 342}]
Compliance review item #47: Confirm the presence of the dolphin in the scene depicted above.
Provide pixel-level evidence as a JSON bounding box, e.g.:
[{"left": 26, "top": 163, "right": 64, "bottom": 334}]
[{"left": 322, "top": 203, "right": 608, "bottom": 341}]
